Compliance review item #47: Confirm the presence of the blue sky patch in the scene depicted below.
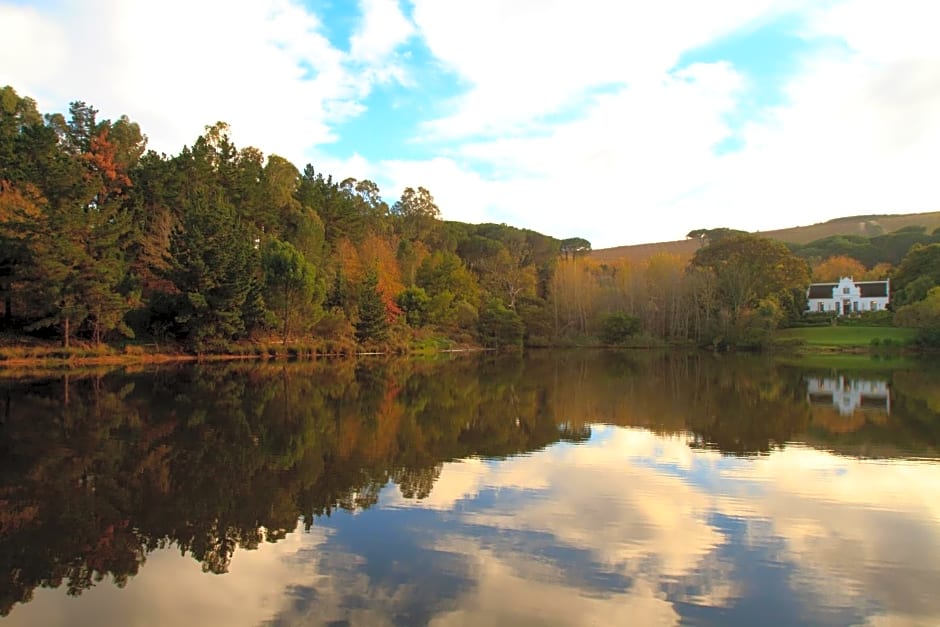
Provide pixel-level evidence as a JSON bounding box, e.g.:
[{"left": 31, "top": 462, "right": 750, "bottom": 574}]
[
  {"left": 331, "top": 83, "right": 426, "bottom": 161},
  {"left": 330, "top": 33, "right": 466, "bottom": 164},
  {"left": 676, "top": 14, "right": 825, "bottom": 153},
  {"left": 300, "top": 0, "right": 359, "bottom": 52}
]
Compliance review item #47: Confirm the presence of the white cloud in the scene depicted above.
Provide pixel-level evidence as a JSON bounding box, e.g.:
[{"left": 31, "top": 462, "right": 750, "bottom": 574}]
[
  {"left": 387, "top": 429, "right": 729, "bottom": 588},
  {"left": 6, "top": 525, "right": 335, "bottom": 626},
  {"left": 388, "top": 0, "right": 940, "bottom": 246},
  {"left": 384, "top": 426, "right": 940, "bottom": 623},
  {"left": 378, "top": 156, "right": 497, "bottom": 224},
  {"left": 460, "top": 430, "right": 727, "bottom": 580},
  {"left": 427, "top": 548, "right": 681, "bottom": 627},
  {"left": 0, "top": 5, "right": 68, "bottom": 87},
  {"left": 717, "top": 445, "right": 940, "bottom": 624},
  {"left": 0, "top": 0, "right": 410, "bottom": 169},
  {"left": 410, "top": 0, "right": 805, "bottom": 139},
  {"left": 672, "top": 17, "right": 940, "bottom": 238},
  {"left": 350, "top": 0, "right": 414, "bottom": 66},
  {"left": 4, "top": 0, "right": 940, "bottom": 247},
  {"left": 374, "top": 62, "right": 744, "bottom": 241}
]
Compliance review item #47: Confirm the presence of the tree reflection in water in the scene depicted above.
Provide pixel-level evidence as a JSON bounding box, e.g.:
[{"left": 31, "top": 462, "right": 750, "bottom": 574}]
[{"left": 1, "top": 351, "right": 938, "bottom": 616}]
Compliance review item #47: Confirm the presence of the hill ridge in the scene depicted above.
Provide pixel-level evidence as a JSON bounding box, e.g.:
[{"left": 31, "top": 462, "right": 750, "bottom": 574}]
[{"left": 591, "top": 210, "right": 940, "bottom": 264}]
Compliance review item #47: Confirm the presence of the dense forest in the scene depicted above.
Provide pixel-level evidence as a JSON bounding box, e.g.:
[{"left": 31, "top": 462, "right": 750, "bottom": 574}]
[{"left": 3, "top": 85, "right": 940, "bottom": 352}]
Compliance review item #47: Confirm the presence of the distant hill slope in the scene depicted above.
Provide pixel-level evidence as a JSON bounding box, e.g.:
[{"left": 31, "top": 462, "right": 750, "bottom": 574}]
[
  {"left": 591, "top": 211, "right": 940, "bottom": 264},
  {"left": 758, "top": 212, "right": 940, "bottom": 244}
]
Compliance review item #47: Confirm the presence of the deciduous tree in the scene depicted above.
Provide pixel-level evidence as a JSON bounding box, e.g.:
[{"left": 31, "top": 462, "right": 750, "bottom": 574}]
[
  {"left": 812, "top": 255, "right": 867, "bottom": 282},
  {"left": 261, "top": 238, "right": 320, "bottom": 342}
]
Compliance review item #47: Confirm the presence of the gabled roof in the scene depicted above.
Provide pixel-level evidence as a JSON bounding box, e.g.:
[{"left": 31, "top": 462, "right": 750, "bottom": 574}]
[
  {"left": 858, "top": 282, "right": 888, "bottom": 297},
  {"left": 808, "top": 284, "right": 836, "bottom": 299},
  {"left": 807, "top": 280, "right": 889, "bottom": 299}
]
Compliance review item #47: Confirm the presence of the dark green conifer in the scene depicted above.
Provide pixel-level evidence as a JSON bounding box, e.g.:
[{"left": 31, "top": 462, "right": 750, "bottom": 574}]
[{"left": 355, "top": 269, "right": 388, "bottom": 343}]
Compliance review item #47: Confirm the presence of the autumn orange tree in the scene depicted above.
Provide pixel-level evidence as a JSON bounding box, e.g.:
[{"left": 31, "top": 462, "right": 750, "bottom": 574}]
[
  {"left": 0, "top": 182, "right": 45, "bottom": 324},
  {"left": 812, "top": 255, "right": 867, "bottom": 282}
]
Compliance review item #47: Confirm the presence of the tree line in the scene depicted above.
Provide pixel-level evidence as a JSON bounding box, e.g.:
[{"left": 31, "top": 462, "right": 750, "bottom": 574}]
[
  {"left": 15, "top": 85, "right": 940, "bottom": 351},
  {"left": 0, "top": 86, "right": 574, "bottom": 351}
]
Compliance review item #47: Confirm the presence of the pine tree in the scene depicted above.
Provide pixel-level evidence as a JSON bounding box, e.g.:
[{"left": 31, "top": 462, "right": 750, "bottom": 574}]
[
  {"left": 355, "top": 269, "right": 388, "bottom": 343},
  {"left": 19, "top": 106, "right": 135, "bottom": 347},
  {"left": 166, "top": 195, "right": 253, "bottom": 350}
]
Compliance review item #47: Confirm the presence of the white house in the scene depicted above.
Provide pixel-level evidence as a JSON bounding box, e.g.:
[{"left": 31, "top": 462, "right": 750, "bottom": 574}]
[{"left": 806, "top": 276, "right": 889, "bottom": 316}]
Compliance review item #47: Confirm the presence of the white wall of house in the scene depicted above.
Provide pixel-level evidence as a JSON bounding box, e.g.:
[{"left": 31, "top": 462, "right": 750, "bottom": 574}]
[{"left": 806, "top": 277, "right": 890, "bottom": 315}]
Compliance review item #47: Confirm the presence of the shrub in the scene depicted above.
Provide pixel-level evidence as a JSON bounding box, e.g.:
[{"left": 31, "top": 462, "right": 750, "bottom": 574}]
[
  {"left": 478, "top": 301, "right": 524, "bottom": 349},
  {"left": 314, "top": 309, "right": 355, "bottom": 342},
  {"left": 600, "top": 313, "right": 641, "bottom": 345},
  {"left": 396, "top": 287, "right": 430, "bottom": 327},
  {"left": 789, "top": 311, "right": 835, "bottom": 328},
  {"left": 838, "top": 310, "right": 894, "bottom": 327},
  {"left": 913, "top": 328, "right": 940, "bottom": 348}
]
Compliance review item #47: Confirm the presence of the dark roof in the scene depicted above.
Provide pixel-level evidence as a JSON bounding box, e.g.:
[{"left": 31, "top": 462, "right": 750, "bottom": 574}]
[
  {"left": 808, "top": 284, "right": 836, "bottom": 299},
  {"left": 858, "top": 282, "right": 888, "bottom": 297}
]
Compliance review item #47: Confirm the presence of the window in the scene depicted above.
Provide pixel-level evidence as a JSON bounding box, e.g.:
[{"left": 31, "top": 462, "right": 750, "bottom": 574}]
[
  {"left": 818, "top": 303, "right": 824, "bottom": 312},
  {"left": 871, "top": 301, "right": 877, "bottom": 311},
  {"left": 853, "top": 301, "right": 859, "bottom": 313},
  {"left": 843, "top": 287, "right": 850, "bottom": 294}
]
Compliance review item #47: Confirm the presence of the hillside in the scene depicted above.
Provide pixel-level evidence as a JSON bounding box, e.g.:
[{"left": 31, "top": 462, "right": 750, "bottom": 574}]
[{"left": 591, "top": 211, "right": 940, "bottom": 264}]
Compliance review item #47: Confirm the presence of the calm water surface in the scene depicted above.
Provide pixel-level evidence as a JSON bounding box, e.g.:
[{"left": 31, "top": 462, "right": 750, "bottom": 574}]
[{"left": 2, "top": 352, "right": 939, "bottom": 626}]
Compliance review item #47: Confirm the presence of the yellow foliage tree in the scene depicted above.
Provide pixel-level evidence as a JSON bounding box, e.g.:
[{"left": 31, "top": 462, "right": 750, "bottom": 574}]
[
  {"left": 865, "top": 262, "right": 893, "bottom": 280},
  {"left": 812, "top": 255, "right": 867, "bottom": 282},
  {"left": 358, "top": 234, "right": 404, "bottom": 300}
]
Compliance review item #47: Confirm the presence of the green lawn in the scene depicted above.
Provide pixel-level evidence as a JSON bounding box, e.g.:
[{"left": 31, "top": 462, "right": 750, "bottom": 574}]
[{"left": 775, "top": 326, "right": 916, "bottom": 347}]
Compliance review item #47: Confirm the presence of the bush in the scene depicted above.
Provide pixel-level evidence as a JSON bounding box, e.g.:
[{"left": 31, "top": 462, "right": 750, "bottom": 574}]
[
  {"left": 837, "top": 310, "right": 894, "bottom": 327},
  {"left": 396, "top": 287, "right": 430, "bottom": 327},
  {"left": 791, "top": 309, "right": 893, "bottom": 328},
  {"left": 454, "top": 301, "right": 478, "bottom": 330},
  {"left": 314, "top": 309, "right": 355, "bottom": 342},
  {"left": 478, "top": 301, "right": 524, "bottom": 349},
  {"left": 600, "top": 313, "right": 641, "bottom": 345},
  {"left": 913, "top": 328, "right": 940, "bottom": 348},
  {"left": 788, "top": 311, "right": 835, "bottom": 328}
]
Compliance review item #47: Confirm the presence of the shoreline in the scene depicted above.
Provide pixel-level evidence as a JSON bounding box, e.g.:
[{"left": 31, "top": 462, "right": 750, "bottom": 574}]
[
  {"left": 0, "top": 343, "right": 912, "bottom": 372},
  {"left": 0, "top": 341, "right": 500, "bottom": 372}
]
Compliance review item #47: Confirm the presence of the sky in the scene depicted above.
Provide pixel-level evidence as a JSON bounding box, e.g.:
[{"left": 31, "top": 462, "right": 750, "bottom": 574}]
[{"left": 2, "top": 0, "right": 939, "bottom": 248}]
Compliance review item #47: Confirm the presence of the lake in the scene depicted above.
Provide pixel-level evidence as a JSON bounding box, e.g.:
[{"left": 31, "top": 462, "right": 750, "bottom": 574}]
[{"left": 1, "top": 351, "right": 939, "bottom": 626}]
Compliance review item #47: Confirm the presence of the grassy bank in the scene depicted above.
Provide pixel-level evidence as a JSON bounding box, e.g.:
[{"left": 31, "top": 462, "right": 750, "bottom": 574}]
[
  {"left": 775, "top": 326, "right": 916, "bottom": 349},
  {"left": 0, "top": 339, "right": 350, "bottom": 370},
  {"left": 0, "top": 331, "right": 490, "bottom": 370},
  {"left": 0, "top": 344, "right": 306, "bottom": 370}
]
